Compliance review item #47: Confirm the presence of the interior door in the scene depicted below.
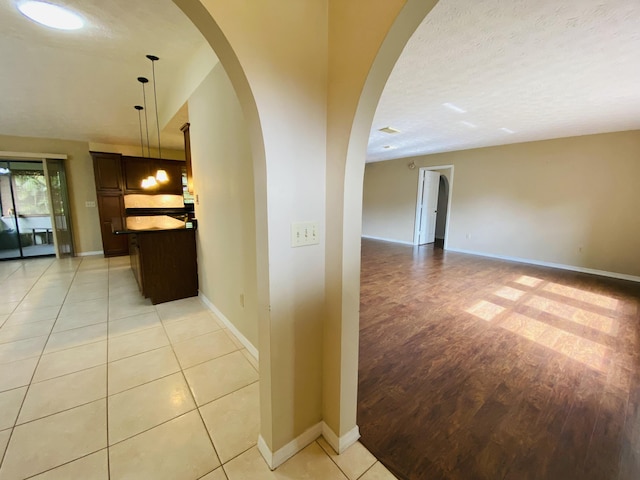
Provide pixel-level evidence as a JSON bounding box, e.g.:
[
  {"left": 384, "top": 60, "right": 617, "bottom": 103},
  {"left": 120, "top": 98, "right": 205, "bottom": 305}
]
[
  {"left": 417, "top": 170, "right": 440, "bottom": 245},
  {"left": 44, "top": 159, "right": 74, "bottom": 258}
]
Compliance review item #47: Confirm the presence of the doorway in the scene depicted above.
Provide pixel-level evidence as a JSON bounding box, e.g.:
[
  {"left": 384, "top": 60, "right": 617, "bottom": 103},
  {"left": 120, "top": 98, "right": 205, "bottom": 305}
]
[
  {"left": 413, "top": 165, "right": 454, "bottom": 248},
  {"left": 0, "top": 159, "right": 74, "bottom": 260}
]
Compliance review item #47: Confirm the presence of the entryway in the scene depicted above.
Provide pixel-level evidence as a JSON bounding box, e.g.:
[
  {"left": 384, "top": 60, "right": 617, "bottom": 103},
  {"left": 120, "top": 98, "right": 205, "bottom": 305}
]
[{"left": 413, "top": 165, "right": 454, "bottom": 248}]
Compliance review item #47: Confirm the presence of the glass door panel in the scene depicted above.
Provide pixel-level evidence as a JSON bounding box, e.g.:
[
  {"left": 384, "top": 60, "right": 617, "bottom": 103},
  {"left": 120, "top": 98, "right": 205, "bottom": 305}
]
[
  {"left": 44, "top": 159, "right": 74, "bottom": 258},
  {"left": 0, "top": 161, "right": 22, "bottom": 259},
  {"left": 11, "top": 162, "right": 55, "bottom": 258}
]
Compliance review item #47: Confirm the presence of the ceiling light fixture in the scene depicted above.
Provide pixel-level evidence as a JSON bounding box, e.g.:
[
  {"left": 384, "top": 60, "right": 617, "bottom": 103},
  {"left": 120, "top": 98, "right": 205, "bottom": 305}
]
[
  {"left": 500, "top": 127, "right": 515, "bottom": 134},
  {"left": 382, "top": 145, "right": 396, "bottom": 149},
  {"left": 443, "top": 102, "right": 466, "bottom": 114},
  {"left": 379, "top": 126, "right": 401, "bottom": 134},
  {"left": 18, "top": 1, "right": 84, "bottom": 30},
  {"left": 461, "top": 121, "right": 477, "bottom": 128}
]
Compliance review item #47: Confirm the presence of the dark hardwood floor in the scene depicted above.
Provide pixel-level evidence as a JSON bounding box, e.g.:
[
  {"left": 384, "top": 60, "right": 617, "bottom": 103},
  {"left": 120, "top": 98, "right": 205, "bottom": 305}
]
[{"left": 357, "top": 239, "right": 640, "bottom": 480}]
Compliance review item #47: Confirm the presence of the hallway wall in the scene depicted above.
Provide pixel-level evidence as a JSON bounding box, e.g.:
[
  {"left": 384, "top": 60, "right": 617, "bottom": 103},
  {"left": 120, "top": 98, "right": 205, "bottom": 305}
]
[
  {"left": 188, "top": 64, "right": 259, "bottom": 349},
  {"left": 362, "top": 130, "right": 640, "bottom": 278}
]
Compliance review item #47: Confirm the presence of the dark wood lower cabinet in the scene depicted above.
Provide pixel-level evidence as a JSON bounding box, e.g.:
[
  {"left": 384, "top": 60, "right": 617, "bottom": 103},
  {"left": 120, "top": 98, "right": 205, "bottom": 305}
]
[
  {"left": 96, "top": 194, "right": 128, "bottom": 257},
  {"left": 127, "top": 229, "right": 198, "bottom": 305}
]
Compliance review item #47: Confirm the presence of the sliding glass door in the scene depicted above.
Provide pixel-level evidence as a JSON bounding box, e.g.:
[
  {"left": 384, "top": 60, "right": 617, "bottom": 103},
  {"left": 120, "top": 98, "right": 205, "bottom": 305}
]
[
  {"left": 44, "top": 159, "right": 74, "bottom": 258},
  {"left": 0, "top": 159, "right": 72, "bottom": 260}
]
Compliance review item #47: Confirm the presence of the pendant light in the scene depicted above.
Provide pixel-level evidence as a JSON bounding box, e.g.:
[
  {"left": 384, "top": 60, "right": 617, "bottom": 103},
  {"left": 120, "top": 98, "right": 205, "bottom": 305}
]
[
  {"left": 147, "top": 55, "right": 162, "bottom": 159},
  {"left": 134, "top": 105, "right": 145, "bottom": 157},
  {"left": 137, "top": 76, "right": 151, "bottom": 158}
]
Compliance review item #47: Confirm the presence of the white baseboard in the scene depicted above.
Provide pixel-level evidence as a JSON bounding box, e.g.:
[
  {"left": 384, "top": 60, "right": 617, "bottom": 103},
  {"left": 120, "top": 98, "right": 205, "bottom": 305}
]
[
  {"left": 361, "top": 235, "right": 415, "bottom": 246},
  {"left": 76, "top": 250, "right": 103, "bottom": 257},
  {"left": 258, "top": 422, "right": 323, "bottom": 470},
  {"left": 198, "top": 292, "right": 259, "bottom": 361},
  {"left": 321, "top": 423, "right": 360, "bottom": 454},
  {"left": 447, "top": 248, "right": 640, "bottom": 283}
]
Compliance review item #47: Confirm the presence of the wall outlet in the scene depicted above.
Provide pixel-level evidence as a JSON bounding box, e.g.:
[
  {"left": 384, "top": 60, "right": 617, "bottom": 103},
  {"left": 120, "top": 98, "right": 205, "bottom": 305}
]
[
  {"left": 85, "top": 201, "right": 96, "bottom": 208},
  {"left": 291, "top": 221, "right": 320, "bottom": 247}
]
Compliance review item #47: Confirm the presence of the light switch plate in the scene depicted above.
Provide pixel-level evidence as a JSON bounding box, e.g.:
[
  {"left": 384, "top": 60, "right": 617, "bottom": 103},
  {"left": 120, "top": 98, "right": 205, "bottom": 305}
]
[
  {"left": 291, "top": 221, "right": 319, "bottom": 247},
  {"left": 85, "top": 201, "right": 96, "bottom": 208}
]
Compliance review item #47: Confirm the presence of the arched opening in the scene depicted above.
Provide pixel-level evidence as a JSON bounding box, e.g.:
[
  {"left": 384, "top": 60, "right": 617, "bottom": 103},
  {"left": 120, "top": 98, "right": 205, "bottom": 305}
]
[{"left": 434, "top": 174, "right": 449, "bottom": 249}]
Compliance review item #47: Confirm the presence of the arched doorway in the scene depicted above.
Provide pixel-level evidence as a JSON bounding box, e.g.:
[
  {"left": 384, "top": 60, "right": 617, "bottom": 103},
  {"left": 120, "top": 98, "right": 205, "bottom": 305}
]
[{"left": 174, "top": 0, "right": 439, "bottom": 466}]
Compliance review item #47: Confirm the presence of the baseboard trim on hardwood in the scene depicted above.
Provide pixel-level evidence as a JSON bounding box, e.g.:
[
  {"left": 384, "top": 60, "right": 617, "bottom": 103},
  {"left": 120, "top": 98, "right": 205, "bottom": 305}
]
[
  {"left": 361, "top": 235, "right": 415, "bottom": 246},
  {"left": 198, "top": 292, "right": 259, "bottom": 361},
  {"left": 447, "top": 248, "right": 640, "bottom": 283},
  {"left": 321, "top": 423, "right": 360, "bottom": 454},
  {"left": 258, "top": 422, "right": 323, "bottom": 470},
  {"left": 76, "top": 250, "right": 104, "bottom": 257}
]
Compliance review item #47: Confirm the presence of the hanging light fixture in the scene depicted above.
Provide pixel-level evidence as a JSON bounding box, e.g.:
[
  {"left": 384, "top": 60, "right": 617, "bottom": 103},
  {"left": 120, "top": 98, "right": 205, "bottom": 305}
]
[
  {"left": 137, "top": 76, "right": 151, "bottom": 158},
  {"left": 134, "top": 105, "right": 145, "bottom": 157},
  {"left": 147, "top": 55, "right": 162, "bottom": 159}
]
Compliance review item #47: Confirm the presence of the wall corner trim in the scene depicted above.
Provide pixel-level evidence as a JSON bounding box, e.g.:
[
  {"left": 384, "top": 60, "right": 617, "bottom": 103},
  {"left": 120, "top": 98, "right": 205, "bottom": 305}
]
[
  {"left": 446, "top": 248, "right": 640, "bottom": 283},
  {"left": 258, "top": 422, "right": 323, "bottom": 470},
  {"left": 321, "top": 422, "right": 360, "bottom": 454},
  {"left": 361, "top": 235, "right": 415, "bottom": 246},
  {"left": 199, "top": 292, "right": 259, "bottom": 361}
]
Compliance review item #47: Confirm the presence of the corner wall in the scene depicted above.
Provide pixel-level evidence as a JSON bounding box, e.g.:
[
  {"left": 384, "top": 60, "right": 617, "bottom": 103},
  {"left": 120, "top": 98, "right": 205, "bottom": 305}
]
[
  {"left": 188, "top": 64, "right": 258, "bottom": 347},
  {"left": 0, "top": 134, "right": 102, "bottom": 255},
  {"left": 363, "top": 130, "right": 640, "bottom": 277}
]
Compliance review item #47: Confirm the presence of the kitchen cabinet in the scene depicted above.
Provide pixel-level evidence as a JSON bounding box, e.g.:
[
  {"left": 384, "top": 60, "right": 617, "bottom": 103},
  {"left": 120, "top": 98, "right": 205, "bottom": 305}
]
[
  {"left": 92, "top": 152, "right": 128, "bottom": 257},
  {"left": 122, "top": 156, "right": 185, "bottom": 194},
  {"left": 96, "top": 193, "right": 128, "bottom": 257},
  {"left": 127, "top": 229, "right": 198, "bottom": 304},
  {"left": 93, "top": 152, "right": 123, "bottom": 192}
]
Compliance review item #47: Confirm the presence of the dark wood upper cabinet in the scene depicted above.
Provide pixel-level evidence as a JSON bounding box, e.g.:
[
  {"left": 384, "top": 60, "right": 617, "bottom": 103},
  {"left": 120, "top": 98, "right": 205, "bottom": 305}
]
[
  {"left": 122, "top": 156, "right": 152, "bottom": 192},
  {"left": 122, "top": 156, "right": 184, "bottom": 194},
  {"left": 92, "top": 152, "right": 123, "bottom": 192}
]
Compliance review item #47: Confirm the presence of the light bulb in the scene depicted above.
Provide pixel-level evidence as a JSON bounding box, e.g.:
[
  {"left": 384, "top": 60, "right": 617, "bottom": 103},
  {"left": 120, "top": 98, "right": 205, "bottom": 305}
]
[{"left": 155, "top": 169, "right": 168, "bottom": 183}]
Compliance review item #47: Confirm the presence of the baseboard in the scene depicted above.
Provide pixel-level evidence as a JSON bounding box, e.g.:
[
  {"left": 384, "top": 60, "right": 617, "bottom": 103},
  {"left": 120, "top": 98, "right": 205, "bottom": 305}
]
[
  {"left": 447, "top": 248, "right": 640, "bottom": 283},
  {"left": 361, "top": 235, "right": 415, "bottom": 246},
  {"left": 258, "top": 422, "right": 323, "bottom": 470},
  {"left": 198, "top": 292, "right": 259, "bottom": 361},
  {"left": 76, "top": 250, "right": 103, "bottom": 257},
  {"left": 321, "top": 423, "right": 360, "bottom": 454}
]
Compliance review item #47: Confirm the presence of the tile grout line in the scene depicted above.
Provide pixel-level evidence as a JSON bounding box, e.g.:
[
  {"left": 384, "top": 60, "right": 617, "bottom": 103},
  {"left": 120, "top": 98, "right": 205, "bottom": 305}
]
[
  {"left": 106, "top": 257, "right": 113, "bottom": 480},
  {"left": 0, "top": 258, "right": 76, "bottom": 473},
  {"left": 156, "top": 303, "right": 226, "bottom": 470}
]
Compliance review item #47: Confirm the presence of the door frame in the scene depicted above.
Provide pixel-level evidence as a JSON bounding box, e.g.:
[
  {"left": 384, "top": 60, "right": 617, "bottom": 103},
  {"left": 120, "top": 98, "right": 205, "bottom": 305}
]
[{"left": 413, "top": 164, "right": 454, "bottom": 248}]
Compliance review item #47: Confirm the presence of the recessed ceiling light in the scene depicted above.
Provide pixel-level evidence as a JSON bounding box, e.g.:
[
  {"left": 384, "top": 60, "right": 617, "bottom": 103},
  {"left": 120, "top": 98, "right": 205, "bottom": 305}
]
[
  {"left": 18, "top": 1, "right": 84, "bottom": 30},
  {"left": 443, "top": 103, "right": 466, "bottom": 114},
  {"left": 461, "top": 121, "right": 477, "bottom": 128},
  {"left": 500, "top": 127, "right": 515, "bottom": 134},
  {"left": 378, "top": 126, "right": 401, "bottom": 134}
]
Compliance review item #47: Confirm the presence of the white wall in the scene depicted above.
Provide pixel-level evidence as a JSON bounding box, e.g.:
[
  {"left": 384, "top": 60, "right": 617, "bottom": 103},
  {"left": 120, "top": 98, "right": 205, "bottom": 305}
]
[
  {"left": 363, "top": 130, "right": 640, "bottom": 278},
  {"left": 188, "top": 64, "right": 259, "bottom": 347}
]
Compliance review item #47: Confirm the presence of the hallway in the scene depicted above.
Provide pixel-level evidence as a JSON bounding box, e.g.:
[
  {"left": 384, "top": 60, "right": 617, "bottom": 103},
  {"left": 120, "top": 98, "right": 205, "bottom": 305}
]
[
  {"left": 358, "top": 239, "right": 640, "bottom": 480},
  {"left": 0, "top": 256, "right": 393, "bottom": 479}
]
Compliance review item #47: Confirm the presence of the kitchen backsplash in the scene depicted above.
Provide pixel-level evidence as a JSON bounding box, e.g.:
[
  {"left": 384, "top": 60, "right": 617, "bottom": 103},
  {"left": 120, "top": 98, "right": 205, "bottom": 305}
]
[{"left": 124, "top": 194, "right": 184, "bottom": 209}]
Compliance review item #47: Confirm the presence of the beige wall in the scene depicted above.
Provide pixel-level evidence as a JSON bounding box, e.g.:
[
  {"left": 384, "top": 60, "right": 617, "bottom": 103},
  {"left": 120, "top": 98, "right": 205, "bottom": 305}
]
[
  {"left": 363, "top": 130, "right": 640, "bottom": 277},
  {"left": 188, "top": 65, "right": 258, "bottom": 348},
  {"left": 88, "top": 143, "right": 185, "bottom": 161},
  {"left": 0, "top": 134, "right": 102, "bottom": 255}
]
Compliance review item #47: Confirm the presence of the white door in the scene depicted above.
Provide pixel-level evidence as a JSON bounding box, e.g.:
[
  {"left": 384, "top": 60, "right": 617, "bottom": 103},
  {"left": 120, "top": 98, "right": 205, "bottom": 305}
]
[{"left": 416, "top": 170, "right": 440, "bottom": 245}]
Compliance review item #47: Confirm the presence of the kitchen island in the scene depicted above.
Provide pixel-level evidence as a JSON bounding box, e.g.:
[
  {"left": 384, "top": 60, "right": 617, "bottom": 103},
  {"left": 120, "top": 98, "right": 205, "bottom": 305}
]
[{"left": 115, "top": 219, "right": 198, "bottom": 305}]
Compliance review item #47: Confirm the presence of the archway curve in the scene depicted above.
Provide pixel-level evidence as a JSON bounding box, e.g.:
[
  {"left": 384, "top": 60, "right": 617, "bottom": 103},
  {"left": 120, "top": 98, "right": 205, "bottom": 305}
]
[{"left": 327, "top": 0, "right": 441, "bottom": 444}]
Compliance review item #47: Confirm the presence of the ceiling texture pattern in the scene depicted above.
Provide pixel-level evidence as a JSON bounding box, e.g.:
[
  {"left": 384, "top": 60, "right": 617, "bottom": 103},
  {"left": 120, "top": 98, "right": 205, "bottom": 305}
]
[
  {"left": 1, "top": 0, "right": 639, "bottom": 159},
  {"left": 368, "top": 0, "right": 640, "bottom": 162},
  {"left": 0, "top": 0, "right": 207, "bottom": 150}
]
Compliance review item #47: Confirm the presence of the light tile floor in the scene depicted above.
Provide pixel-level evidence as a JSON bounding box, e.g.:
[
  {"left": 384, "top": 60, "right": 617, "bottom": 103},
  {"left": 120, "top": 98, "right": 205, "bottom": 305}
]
[{"left": 0, "top": 256, "right": 396, "bottom": 480}]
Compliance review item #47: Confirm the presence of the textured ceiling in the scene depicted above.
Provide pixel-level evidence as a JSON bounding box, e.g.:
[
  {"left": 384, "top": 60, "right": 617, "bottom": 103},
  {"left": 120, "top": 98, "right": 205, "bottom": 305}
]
[
  {"left": 0, "top": 0, "right": 210, "bottom": 150},
  {"left": 368, "top": 0, "right": 640, "bottom": 162}
]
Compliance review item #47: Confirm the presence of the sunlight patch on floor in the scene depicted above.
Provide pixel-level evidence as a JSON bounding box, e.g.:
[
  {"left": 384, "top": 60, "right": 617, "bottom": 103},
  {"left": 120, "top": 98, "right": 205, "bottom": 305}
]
[{"left": 543, "top": 283, "right": 619, "bottom": 310}]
